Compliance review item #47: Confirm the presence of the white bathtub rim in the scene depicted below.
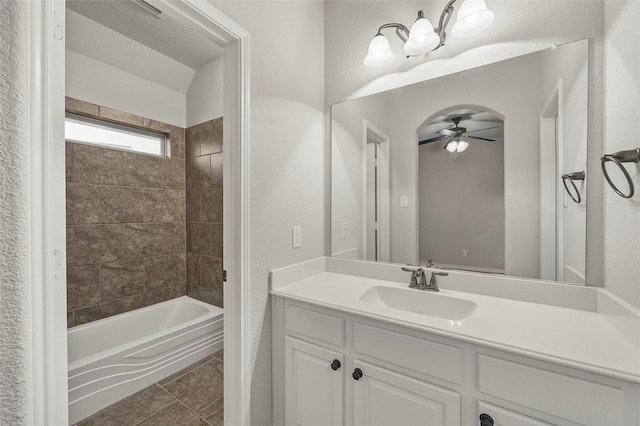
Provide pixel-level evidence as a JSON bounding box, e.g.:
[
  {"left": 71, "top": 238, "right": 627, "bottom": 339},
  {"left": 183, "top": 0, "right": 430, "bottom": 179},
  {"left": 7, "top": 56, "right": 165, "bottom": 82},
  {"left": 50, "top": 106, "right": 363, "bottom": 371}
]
[{"left": 68, "top": 296, "right": 223, "bottom": 371}]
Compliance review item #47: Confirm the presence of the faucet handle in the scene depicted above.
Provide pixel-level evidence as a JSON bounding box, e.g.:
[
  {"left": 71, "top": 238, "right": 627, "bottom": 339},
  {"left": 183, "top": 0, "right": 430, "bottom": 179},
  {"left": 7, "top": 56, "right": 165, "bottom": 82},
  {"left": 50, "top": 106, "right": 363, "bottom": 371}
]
[
  {"left": 432, "top": 272, "right": 448, "bottom": 277},
  {"left": 401, "top": 266, "right": 423, "bottom": 288}
]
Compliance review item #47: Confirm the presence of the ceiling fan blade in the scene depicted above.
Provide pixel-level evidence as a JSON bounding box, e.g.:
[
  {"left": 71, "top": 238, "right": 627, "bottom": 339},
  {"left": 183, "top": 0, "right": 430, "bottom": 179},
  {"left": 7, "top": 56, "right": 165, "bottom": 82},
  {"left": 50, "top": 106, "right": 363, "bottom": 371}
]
[
  {"left": 465, "top": 135, "right": 496, "bottom": 142},
  {"left": 436, "top": 128, "right": 455, "bottom": 136},
  {"left": 419, "top": 135, "right": 448, "bottom": 145},
  {"left": 468, "top": 125, "right": 500, "bottom": 133}
]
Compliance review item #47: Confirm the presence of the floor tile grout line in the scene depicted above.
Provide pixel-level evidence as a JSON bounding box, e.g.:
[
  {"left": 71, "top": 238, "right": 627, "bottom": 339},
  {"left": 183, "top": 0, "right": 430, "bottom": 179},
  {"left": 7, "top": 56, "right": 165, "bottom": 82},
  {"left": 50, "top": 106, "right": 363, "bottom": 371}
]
[
  {"left": 155, "top": 384, "right": 214, "bottom": 426},
  {"left": 129, "top": 384, "right": 174, "bottom": 426},
  {"left": 198, "top": 396, "right": 223, "bottom": 421}
]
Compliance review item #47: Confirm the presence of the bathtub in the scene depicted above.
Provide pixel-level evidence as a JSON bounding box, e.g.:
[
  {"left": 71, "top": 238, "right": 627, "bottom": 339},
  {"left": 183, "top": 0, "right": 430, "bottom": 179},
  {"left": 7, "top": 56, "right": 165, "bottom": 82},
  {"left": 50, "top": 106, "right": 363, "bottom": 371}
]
[{"left": 68, "top": 296, "right": 223, "bottom": 424}]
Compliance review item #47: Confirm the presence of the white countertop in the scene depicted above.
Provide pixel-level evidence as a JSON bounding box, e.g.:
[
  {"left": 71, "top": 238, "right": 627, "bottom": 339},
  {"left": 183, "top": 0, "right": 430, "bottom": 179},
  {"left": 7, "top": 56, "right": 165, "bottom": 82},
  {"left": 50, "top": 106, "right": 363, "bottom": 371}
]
[{"left": 271, "top": 269, "right": 640, "bottom": 384}]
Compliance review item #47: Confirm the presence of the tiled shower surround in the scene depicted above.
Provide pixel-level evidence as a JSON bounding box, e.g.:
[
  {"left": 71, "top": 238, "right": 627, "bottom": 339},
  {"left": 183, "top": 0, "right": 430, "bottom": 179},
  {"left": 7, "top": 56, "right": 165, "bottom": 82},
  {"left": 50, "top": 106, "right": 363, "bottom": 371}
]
[
  {"left": 65, "top": 97, "right": 223, "bottom": 327},
  {"left": 186, "top": 118, "right": 224, "bottom": 307}
]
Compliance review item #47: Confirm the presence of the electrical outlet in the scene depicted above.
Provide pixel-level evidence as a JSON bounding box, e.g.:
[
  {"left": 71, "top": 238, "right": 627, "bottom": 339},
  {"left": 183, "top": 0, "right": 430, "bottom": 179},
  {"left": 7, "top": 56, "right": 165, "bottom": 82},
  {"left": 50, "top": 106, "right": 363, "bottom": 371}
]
[
  {"left": 341, "top": 222, "right": 348, "bottom": 239},
  {"left": 463, "top": 249, "right": 468, "bottom": 257},
  {"left": 292, "top": 226, "right": 302, "bottom": 248}
]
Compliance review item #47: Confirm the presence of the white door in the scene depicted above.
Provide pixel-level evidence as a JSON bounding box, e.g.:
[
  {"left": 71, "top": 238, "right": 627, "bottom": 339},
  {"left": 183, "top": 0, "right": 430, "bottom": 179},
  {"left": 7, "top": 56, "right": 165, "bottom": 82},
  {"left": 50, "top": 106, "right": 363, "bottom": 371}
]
[
  {"left": 285, "top": 337, "right": 344, "bottom": 426},
  {"left": 352, "top": 361, "right": 460, "bottom": 426}
]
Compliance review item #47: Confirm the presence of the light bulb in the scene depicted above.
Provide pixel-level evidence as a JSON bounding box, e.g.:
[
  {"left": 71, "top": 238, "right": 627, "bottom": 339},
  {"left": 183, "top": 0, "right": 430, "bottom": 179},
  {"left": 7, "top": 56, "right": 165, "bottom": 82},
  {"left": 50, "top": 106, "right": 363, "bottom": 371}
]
[
  {"left": 363, "top": 34, "right": 395, "bottom": 68},
  {"left": 403, "top": 14, "right": 439, "bottom": 56},
  {"left": 445, "top": 140, "right": 459, "bottom": 153},
  {"left": 457, "top": 140, "right": 469, "bottom": 152},
  {"left": 451, "top": 0, "right": 494, "bottom": 38}
]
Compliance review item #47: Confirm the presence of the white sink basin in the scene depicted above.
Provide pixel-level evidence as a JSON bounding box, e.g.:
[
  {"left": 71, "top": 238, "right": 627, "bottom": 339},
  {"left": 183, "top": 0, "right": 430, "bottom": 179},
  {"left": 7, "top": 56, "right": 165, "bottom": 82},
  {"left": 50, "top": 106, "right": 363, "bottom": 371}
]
[{"left": 359, "top": 286, "right": 477, "bottom": 321}]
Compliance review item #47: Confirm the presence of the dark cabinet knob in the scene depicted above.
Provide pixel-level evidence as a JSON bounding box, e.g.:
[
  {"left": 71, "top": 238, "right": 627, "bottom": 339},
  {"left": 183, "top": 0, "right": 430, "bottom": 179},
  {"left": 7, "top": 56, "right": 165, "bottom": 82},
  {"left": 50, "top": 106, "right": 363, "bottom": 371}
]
[
  {"left": 479, "top": 414, "right": 494, "bottom": 426},
  {"left": 331, "top": 359, "right": 341, "bottom": 371},
  {"left": 352, "top": 368, "right": 363, "bottom": 380}
]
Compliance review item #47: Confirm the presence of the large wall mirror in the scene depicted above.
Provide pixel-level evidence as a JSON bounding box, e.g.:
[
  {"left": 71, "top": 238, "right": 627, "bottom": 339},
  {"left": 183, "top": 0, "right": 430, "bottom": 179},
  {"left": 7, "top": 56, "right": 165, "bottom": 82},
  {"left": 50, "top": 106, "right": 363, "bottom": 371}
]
[{"left": 331, "top": 39, "right": 588, "bottom": 284}]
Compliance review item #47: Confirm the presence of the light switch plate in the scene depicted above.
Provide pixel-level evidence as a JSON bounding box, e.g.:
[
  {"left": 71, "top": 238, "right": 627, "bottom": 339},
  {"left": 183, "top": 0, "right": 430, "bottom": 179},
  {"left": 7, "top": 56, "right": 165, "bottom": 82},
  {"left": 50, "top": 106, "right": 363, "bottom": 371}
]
[
  {"left": 292, "top": 226, "right": 302, "bottom": 248},
  {"left": 400, "top": 196, "right": 409, "bottom": 208}
]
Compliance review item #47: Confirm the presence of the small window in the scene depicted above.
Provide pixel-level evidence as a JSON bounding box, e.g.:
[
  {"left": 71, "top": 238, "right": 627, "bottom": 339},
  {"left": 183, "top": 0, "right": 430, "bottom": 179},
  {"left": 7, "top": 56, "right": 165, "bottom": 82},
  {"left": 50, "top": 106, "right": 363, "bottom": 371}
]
[{"left": 65, "top": 114, "right": 166, "bottom": 157}]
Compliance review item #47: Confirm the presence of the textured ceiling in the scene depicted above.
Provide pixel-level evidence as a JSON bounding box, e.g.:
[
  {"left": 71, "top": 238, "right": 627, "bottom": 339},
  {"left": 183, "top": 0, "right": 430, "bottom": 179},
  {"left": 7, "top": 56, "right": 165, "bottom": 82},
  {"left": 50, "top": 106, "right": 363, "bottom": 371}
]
[
  {"left": 418, "top": 108, "right": 503, "bottom": 143},
  {"left": 66, "top": 0, "right": 223, "bottom": 69}
]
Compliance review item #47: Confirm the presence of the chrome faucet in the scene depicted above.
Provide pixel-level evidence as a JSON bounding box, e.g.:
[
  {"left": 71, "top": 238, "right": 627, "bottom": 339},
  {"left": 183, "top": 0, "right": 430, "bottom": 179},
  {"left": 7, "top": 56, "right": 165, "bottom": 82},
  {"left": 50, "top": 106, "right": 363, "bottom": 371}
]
[
  {"left": 402, "top": 267, "right": 446, "bottom": 291},
  {"left": 402, "top": 266, "right": 425, "bottom": 289},
  {"left": 426, "top": 272, "right": 448, "bottom": 292}
]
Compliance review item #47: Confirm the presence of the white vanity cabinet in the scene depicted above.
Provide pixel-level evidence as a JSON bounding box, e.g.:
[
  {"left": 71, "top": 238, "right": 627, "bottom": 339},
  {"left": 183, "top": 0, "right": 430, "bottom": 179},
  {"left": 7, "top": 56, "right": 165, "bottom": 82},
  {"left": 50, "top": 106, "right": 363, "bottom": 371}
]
[
  {"left": 276, "top": 300, "right": 460, "bottom": 426},
  {"left": 285, "top": 337, "right": 344, "bottom": 426},
  {"left": 272, "top": 297, "right": 639, "bottom": 426},
  {"left": 352, "top": 360, "right": 460, "bottom": 426}
]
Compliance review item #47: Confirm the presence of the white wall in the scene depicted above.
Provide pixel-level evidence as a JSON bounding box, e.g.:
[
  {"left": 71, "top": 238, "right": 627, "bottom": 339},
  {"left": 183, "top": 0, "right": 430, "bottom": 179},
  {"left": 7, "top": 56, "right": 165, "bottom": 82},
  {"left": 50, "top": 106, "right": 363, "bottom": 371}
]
[
  {"left": 325, "top": 0, "right": 605, "bottom": 285},
  {"left": 539, "top": 41, "right": 589, "bottom": 283},
  {"left": 603, "top": 1, "right": 640, "bottom": 309},
  {"left": 0, "top": 1, "right": 32, "bottom": 423},
  {"left": 66, "top": 50, "right": 187, "bottom": 127},
  {"left": 331, "top": 93, "right": 389, "bottom": 259},
  {"left": 186, "top": 57, "right": 224, "bottom": 127},
  {"left": 418, "top": 136, "right": 505, "bottom": 270},
  {"left": 66, "top": 10, "right": 195, "bottom": 94},
  {"left": 65, "top": 9, "right": 202, "bottom": 127},
  {"left": 210, "top": 2, "right": 325, "bottom": 423}
]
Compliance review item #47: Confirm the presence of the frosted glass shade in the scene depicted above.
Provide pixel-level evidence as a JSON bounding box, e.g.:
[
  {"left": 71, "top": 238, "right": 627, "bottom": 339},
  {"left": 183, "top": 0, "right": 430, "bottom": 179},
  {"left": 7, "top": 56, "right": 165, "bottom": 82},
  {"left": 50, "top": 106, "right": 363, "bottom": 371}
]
[
  {"left": 364, "top": 34, "right": 395, "bottom": 68},
  {"left": 403, "top": 16, "right": 440, "bottom": 56},
  {"left": 445, "top": 138, "right": 469, "bottom": 153},
  {"left": 451, "top": 0, "right": 494, "bottom": 38}
]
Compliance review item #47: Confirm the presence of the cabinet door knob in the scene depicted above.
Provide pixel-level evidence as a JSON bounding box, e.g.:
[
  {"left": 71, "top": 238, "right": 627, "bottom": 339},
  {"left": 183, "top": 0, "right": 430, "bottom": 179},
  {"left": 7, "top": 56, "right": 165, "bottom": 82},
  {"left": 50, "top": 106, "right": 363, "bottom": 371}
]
[
  {"left": 352, "top": 368, "right": 363, "bottom": 380},
  {"left": 479, "top": 414, "right": 494, "bottom": 426},
  {"left": 331, "top": 359, "right": 341, "bottom": 371}
]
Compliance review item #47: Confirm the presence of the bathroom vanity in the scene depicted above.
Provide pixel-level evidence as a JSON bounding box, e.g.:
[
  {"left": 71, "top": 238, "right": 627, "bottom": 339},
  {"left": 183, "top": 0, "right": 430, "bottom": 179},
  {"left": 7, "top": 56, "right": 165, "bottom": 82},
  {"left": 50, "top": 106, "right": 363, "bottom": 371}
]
[{"left": 270, "top": 258, "right": 640, "bottom": 426}]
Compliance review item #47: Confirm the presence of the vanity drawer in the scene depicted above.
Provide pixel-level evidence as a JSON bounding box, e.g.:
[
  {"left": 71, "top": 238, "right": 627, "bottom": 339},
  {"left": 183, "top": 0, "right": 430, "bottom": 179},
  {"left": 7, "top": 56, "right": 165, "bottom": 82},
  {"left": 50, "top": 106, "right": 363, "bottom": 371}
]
[
  {"left": 477, "top": 354, "right": 625, "bottom": 425},
  {"left": 285, "top": 303, "right": 345, "bottom": 347},
  {"left": 353, "top": 322, "right": 461, "bottom": 384}
]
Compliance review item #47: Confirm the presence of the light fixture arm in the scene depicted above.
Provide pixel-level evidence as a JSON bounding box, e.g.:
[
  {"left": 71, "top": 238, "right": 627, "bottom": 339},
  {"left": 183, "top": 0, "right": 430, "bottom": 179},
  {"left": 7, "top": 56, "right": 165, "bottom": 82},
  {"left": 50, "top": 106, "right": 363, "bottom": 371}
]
[
  {"left": 434, "top": 0, "right": 459, "bottom": 51},
  {"left": 374, "top": 1, "right": 460, "bottom": 53},
  {"left": 376, "top": 23, "right": 410, "bottom": 43}
]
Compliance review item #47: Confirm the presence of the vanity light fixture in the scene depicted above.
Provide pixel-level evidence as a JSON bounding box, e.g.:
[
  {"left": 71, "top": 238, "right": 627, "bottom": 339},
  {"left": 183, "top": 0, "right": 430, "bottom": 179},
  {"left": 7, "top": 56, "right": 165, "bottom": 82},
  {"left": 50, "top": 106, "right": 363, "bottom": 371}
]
[{"left": 363, "top": 0, "right": 494, "bottom": 68}]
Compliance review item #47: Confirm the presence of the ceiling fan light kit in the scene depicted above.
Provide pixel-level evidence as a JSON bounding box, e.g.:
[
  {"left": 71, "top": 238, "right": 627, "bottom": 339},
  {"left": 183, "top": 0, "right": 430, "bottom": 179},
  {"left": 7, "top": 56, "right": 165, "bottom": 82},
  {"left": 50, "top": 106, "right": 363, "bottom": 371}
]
[
  {"left": 363, "top": 0, "right": 495, "bottom": 68},
  {"left": 419, "top": 116, "right": 499, "bottom": 159}
]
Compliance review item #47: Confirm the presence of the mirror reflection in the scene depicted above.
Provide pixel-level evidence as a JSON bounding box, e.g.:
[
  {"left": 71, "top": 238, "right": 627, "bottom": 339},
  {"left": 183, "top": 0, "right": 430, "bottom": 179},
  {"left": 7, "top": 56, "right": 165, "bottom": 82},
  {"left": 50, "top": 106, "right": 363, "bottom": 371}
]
[{"left": 331, "top": 39, "right": 588, "bottom": 284}]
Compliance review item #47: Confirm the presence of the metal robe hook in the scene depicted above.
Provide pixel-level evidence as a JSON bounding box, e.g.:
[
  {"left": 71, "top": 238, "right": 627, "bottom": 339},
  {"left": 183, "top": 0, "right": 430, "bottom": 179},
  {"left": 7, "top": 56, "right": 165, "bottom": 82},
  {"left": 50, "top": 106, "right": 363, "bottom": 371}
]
[{"left": 601, "top": 148, "right": 640, "bottom": 199}]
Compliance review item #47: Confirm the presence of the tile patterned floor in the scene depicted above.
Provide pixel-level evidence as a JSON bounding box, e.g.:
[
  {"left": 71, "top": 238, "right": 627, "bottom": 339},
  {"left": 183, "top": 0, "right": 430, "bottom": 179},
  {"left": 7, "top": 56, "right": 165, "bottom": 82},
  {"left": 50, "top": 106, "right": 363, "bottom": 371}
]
[{"left": 76, "top": 350, "right": 223, "bottom": 426}]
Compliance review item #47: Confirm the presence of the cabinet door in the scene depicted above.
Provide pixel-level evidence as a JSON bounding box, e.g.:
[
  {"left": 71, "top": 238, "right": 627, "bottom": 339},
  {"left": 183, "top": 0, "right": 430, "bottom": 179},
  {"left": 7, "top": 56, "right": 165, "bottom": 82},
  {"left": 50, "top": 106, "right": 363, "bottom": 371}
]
[
  {"left": 285, "top": 337, "right": 344, "bottom": 426},
  {"left": 352, "top": 360, "right": 460, "bottom": 426},
  {"left": 478, "top": 402, "right": 554, "bottom": 426}
]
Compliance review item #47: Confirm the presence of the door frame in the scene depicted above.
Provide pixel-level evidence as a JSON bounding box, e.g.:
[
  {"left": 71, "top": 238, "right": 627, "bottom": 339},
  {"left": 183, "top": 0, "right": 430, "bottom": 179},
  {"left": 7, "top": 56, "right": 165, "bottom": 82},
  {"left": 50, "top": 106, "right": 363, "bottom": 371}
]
[
  {"left": 27, "top": 1, "right": 251, "bottom": 425},
  {"left": 362, "top": 119, "right": 390, "bottom": 262},
  {"left": 539, "top": 79, "right": 563, "bottom": 282}
]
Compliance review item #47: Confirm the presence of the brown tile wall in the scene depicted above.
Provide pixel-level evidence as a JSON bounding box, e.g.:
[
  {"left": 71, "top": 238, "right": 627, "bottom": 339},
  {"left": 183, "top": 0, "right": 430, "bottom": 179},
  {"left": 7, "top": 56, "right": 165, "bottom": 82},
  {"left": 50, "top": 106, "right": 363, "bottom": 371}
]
[
  {"left": 185, "top": 118, "right": 224, "bottom": 307},
  {"left": 65, "top": 97, "right": 187, "bottom": 327}
]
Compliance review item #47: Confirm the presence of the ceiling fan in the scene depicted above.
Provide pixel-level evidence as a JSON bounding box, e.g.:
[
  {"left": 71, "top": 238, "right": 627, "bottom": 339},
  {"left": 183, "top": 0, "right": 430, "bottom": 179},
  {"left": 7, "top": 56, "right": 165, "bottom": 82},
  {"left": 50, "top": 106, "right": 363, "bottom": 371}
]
[{"left": 419, "top": 117, "right": 498, "bottom": 153}]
